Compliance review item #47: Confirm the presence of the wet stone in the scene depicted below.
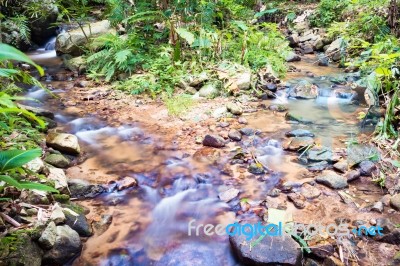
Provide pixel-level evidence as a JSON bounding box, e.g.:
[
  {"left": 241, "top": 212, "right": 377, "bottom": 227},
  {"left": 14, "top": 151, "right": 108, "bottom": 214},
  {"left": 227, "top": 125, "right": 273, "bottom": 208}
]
[
  {"left": 307, "top": 147, "right": 335, "bottom": 162},
  {"left": 202, "top": 134, "right": 226, "bottom": 148},
  {"left": 239, "top": 127, "right": 256, "bottom": 136},
  {"left": 301, "top": 183, "right": 321, "bottom": 199},
  {"left": 287, "top": 192, "right": 306, "bottom": 209},
  {"left": 248, "top": 163, "right": 265, "bottom": 175},
  {"left": 371, "top": 201, "right": 384, "bottom": 213},
  {"left": 229, "top": 231, "right": 302, "bottom": 266},
  {"left": 226, "top": 102, "right": 243, "bottom": 115},
  {"left": 333, "top": 160, "right": 347, "bottom": 173},
  {"left": 359, "top": 160, "right": 377, "bottom": 176},
  {"left": 267, "top": 188, "right": 281, "bottom": 197},
  {"left": 345, "top": 169, "right": 361, "bottom": 182},
  {"left": 390, "top": 194, "right": 400, "bottom": 211},
  {"left": 284, "top": 137, "right": 315, "bottom": 151},
  {"left": 307, "top": 161, "right": 329, "bottom": 171},
  {"left": 316, "top": 171, "right": 348, "bottom": 189},
  {"left": 285, "top": 129, "right": 314, "bottom": 137},
  {"left": 228, "top": 129, "right": 242, "bottom": 141},
  {"left": 64, "top": 208, "right": 93, "bottom": 237},
  {"left": 219, "top": 188, "right": 240, "bottom": 202},
  {"left": 238, "top": 117, "right": 248, "bottom": 124}
]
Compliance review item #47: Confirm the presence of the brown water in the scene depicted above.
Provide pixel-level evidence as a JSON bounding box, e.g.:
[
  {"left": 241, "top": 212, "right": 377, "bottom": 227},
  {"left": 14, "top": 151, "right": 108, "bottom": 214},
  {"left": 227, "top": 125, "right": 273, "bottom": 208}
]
[{"left": 26, "top": 46, "right": 396, "bottom": 266}]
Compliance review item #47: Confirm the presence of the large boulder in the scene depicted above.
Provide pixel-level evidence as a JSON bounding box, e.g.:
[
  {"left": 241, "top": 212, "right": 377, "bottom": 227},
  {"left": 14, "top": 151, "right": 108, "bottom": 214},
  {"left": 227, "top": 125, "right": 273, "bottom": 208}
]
[
  {"left": 46, "top": 132, "right": 81, "bottom": 154},
  {"left": 0, "top": 233, "right": 43, "bottom": 266},
  {"left": 43, "top": 225, "right": 82, "bottom": 266},
  {"left": 230, "top": 232, "right": 302, "bottom": 265},
  {"left": 28, "top": 0, "right": 59, "bottom": 45},
  {"left": 289, "top": 80, "right": 319, "bottom": 99},
  {"left": 326, "top": 38, "right": 343, "bottom": 62},
  {"left": 56, "top": 20, "right": 115, "bottom": 55}
]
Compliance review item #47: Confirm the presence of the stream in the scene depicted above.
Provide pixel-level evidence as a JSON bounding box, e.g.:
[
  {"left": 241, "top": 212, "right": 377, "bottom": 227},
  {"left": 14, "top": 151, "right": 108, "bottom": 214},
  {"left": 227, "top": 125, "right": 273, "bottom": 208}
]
[{"left": 25, "top": 39, "right": 394, "bottom": 266}]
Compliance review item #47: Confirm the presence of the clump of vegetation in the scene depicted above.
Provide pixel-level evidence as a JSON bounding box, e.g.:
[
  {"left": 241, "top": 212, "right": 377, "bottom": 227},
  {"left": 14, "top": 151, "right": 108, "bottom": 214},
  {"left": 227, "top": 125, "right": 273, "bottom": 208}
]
[
  {"left": 309, "top": 0, "right": 350, "bottom": 27},
  {"left": 163, "top": 94, "right": 195, "bottom": 116}
]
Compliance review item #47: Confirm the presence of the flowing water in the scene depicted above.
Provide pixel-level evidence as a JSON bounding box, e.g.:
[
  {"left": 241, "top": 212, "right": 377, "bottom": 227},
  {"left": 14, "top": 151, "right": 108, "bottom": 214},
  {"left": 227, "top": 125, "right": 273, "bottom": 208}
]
[{"left": 25, "top": 42, "right": 389, "bottom": 265}]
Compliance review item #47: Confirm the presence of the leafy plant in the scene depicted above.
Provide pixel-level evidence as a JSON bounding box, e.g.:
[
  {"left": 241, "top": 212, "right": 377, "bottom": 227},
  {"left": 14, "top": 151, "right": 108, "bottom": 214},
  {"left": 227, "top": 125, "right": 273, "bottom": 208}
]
[{"left": 0, "top": 149, "right": 59, "bottom": 193}]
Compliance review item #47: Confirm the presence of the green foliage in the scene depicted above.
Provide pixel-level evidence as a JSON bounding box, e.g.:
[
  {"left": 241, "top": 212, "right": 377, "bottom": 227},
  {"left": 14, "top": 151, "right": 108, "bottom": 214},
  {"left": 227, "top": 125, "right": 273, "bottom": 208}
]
[
  {"left": 0, "top": 148, "right": 59, "bottom": 193},
  {"left": 310, "top": 0, "right": 350, "bottom": 27}
]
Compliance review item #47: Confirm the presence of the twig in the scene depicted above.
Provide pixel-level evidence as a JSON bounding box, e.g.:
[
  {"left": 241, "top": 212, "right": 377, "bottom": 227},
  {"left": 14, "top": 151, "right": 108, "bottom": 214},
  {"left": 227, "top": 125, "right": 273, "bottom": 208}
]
[{"left": 0, "top": 212, "right": 21, "bottom": 228}]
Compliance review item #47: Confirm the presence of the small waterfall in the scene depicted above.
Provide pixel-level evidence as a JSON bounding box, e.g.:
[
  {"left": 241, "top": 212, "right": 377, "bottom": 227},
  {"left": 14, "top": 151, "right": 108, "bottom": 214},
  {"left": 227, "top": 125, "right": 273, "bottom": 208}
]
[{"left": 44, "top": 37, "right": 56, "bottom": 51}]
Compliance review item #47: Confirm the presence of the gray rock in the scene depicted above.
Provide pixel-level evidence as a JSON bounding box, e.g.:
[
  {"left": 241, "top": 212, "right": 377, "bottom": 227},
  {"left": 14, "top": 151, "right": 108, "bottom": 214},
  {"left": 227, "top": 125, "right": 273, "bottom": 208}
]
[
  {"left": 307, "top": 147, "right": 334, "bottom": 162},
  {"left": 301, "top": 183, "right": 321, "bottom": 199},
  {"left": 226, "top": 102, "right": 243, "bottom": 115},
  {"left": 68, "top": 179, "right": 105, "bottom": 199},
  {"left": 289, "top": 80, "right": 318, "bottom": 99},
  {"left": 284, "top": 137, "right": 315, "bottom": 151},
  {"left": 228, "top": 130, "right": 242, "bottom": 141},
  {"left": 248, "top": 163, "right": 265, "bottom": 175},
  {"left": 285, "top": 112, "right": 312, "bottom": 124},
  {"left": 64, "top": 209, "right": 93, "bottom": 237},
  {"left": 202, "top": 135, "right": 225, "bottom": 148},
  {"left": 219, "top": 188, "right": 240, "bottom": 202},
  {"left": 285, "top": 51, "right": 301, "bottom": 62},
  {"left": 24, "top": 157, "right": 45, "bottom": 173},
  {"left": 212, "top": 107, "right": 228, "bottom": 118},
  {"left": 1, "top": 233, "right": 43, "bottom": 266},
  {"left": 44, "top": 154, "right": 70, "bottom": 168},
  {"left": 359, "top": 160, "right": 377, "bottom": 176},
  {"left": 326, "top": 38, "right": 343, "bottom": 61},
  {"left": 371, "top": 201, "right": 384, "bottom": 213},
  {"left": 50, "top": 204, "right": 66, "bottom": 225},
  {"left": 229, "top": 231, "right": 301, "bottom": 265},
  {"left": 47, "top": 166, "right": 68, "bottom": 192},
  {"left": 318, "top": 54, "right": 329, "bottom": 66},
  {"left": 188, "top": 72, "right": 209, "bottom": 86},
  {"left": 199, "top": 83, "right": 219, "bottom": 98},
  {"left": 17, "top": 104, "right": 54, "bottom": 119},
  {"left": 390, "top": 194, "right": 400, "bottom": 211},
  {"left": 46, "top": 132, "right": 81, "bottom": 154},
  {"left": 345, "top": 169, "right": 361, "bottom": 182},
  {"left": 333, "top": 160, "right": 348, "bottom": 173},
  {"left": 63, "top": 56, "right": 86, "bottom": 73},
  {"left": 313, "top": 38, "right": 325, "bottom": 51},
  {"left": 238, "top": 117, "right": 248, "bottom": 124},
  {"left": 43, "top": 225, "right": 82, "bottom": 265},
  {"left": 240, "top": 128, "right": 256, "bottom": 136},
  {"left": 56, "top": 20, "right": 115, "bottom": 55},
  {"left": 347, "top": 144, "right": 379, "bottom": 167},
  {"left": 39, "top": 221, "right": 57, "bottom": 250},
  {"left": 307, "top": 161, "right": 329, "bottom": 171},
  {"left": 285, "top": 129, "right": 314, "bottom": 137},
  {"left": 316, "top": 171, "right": 348, "bottom": 189},
  {"left": 19, "top": 190, "right": 50, "bottom": 205}
]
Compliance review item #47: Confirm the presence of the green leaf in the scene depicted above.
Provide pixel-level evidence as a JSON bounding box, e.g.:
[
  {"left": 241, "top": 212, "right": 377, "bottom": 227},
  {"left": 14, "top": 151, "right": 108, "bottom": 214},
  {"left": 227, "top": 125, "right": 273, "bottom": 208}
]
[
  {"left": 255, "top": 8, "right": 279, "bottom": 18},
  {"left": 0, "top": 68, "right": 19, "bottom": 78},
  {"left": 114, "top": 49, "right": 132, "bottom": 65},
  {"left": 390, "top": 160, "right": 400, "bottom": 168},
  {"left": 0, "top": 148, "right": 42, "bottom": 172},
  {"left": 176, "top": 28, "right": 195, "bottom": 45},
  {"left": 0, "top": 175, "right": 22, "bottom": 189},
  {"left": 0, "top": 107, "right": 46, "bottom": 128},
  {"left": 0, "top": 43, "right": 44, "bottom": 76},
  {"left": 375, "top": 67, "right": 391, "bottom": 76},
  {"left": 19, "top": 182, "right": 59, "bottom": 193}
]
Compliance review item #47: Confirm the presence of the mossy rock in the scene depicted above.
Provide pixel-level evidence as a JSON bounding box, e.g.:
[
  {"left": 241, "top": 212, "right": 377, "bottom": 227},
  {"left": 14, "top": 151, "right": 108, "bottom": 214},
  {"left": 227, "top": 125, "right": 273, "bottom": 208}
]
[
  {"left": 53, "top": 194, "right": 70, "bottom": 204},
  {"left": 0, "top": 233, "right": 43, "bottom": 266}
]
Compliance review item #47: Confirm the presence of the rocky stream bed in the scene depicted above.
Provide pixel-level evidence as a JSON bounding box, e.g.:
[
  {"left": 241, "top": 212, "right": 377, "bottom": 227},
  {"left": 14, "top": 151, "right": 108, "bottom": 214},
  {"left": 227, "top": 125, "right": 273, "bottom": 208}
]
[{"left": 1, "top": 32, "right": 400, "bottom": 266}]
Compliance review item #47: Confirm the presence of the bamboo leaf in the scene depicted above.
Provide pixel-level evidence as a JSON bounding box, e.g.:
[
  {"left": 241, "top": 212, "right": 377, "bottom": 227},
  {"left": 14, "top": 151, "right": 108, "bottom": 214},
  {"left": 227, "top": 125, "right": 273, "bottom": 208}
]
[
  {"left": 0, "top": 148, "right": 42, "bottom": 172},
  {"left": 0, "top": 43, "right": 44, "bottom": 76},
  {"left": 0, "top": 175, "right": 22, "bottom": 189},
  {"left": 19, "top": 182, "right": 59, "bottom": 193}
]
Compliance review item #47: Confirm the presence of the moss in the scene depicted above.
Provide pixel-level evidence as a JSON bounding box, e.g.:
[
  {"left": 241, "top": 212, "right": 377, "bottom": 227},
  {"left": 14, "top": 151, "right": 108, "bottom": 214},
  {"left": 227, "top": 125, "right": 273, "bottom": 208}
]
[
  {"left": 53, "top": 194, "right": 70, "bottom": 204},
  {"left": 62, "top": 202, "right": 87, "bottom": 215}
]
